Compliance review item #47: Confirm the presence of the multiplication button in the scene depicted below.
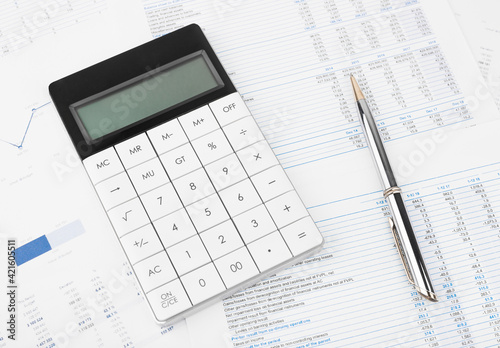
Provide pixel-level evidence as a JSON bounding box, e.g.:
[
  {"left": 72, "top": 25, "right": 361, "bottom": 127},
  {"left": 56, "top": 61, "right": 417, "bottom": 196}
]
[
  {"left": 147, "top": 279, "right": 192, "bottom": 322},
  {"left": 84, "top": 147, "right": 124, "bottom": 184},
  {"left": 209, "top": 92, "right": 251, "bottom": 127},
  {"left": 160, "top": 143, "right": 201, "bottom": 180},
  {"left": 115, "top": 133, "right": 156, "bottom": 169},
  {"left": 178, "top": 105, "right": 219, "bottom": 140},
  {"left": 147, "top": 119, "right": 188, "bottom": 155},
  {"left": 265, "top": 191, "right": 308, "bottom": 229},
  {"left": 236, "top": 140, "right": 279, "bottom": 177},
  {"left": 222, "top": 116, "right": 264, "bottom": 152}
]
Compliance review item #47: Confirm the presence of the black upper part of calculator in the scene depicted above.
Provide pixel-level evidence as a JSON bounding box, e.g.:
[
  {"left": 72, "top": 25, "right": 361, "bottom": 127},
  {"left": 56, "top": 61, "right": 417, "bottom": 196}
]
[{"left": 49, "top": 24, "right": 235, "bottom": 160}]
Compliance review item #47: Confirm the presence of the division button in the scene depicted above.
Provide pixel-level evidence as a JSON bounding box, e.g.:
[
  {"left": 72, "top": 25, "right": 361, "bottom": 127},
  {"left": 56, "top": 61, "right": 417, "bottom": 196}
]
[
  {"left": 222, "top": 116, "right": 264, "bottom": 152},
  {"left": 147, "top": 279, "right": 192, "bottom": 322}
]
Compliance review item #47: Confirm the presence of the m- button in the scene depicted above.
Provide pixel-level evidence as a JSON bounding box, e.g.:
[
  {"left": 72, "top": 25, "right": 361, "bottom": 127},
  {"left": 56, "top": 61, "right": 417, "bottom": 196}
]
[
  {"left": 209, "top": 92, "right": 251, "bottom": 126},
  {"left": 83, "top": 147, "right": 124, "bottom": 184}
]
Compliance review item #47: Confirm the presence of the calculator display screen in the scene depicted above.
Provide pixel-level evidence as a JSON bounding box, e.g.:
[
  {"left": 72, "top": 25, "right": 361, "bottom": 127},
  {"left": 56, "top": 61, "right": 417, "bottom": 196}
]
[{"left": 72, "top": 52, "right": 222, "bottom": 141}]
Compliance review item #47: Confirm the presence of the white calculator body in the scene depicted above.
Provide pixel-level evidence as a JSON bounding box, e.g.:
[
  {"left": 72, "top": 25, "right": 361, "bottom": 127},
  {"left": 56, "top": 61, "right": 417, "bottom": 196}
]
[{"left": 49, "top": 24, "right": 324, "bottom": 324}]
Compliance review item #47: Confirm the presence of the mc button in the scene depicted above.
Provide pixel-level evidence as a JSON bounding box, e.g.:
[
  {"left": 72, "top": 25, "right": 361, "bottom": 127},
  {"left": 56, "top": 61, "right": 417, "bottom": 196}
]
[{"left": 83, "top": 147, "right": 124, "bottom": 184}]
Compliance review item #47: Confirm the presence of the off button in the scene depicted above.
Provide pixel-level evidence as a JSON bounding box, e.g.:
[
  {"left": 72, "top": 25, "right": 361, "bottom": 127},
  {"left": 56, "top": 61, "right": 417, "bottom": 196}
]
[{"left": 209, "top": 92, "right": 251, "bottom": 126}]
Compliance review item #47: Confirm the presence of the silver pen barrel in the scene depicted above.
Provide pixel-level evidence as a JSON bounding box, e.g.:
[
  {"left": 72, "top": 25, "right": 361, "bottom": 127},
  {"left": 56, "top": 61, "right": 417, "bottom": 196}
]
[{"left": 351, "top": 76, "right": 437, "bottom": 302}]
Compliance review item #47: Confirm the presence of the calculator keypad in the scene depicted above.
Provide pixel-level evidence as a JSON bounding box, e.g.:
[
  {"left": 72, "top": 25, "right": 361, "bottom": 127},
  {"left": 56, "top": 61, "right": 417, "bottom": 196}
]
[{"left": 83, "top": 92, "right": 323, "bottom": 323}]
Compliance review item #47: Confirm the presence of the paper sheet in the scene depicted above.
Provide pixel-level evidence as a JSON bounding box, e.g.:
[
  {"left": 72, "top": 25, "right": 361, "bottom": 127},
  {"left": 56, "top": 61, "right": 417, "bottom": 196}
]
[
  {"left": 0, "top": 1, "right": 192, "bottom": 346},
  {"left": 139, "top": 0, "right": 500, "bottom": 346},
  {"left": 448, "top": 0, "right": 500, "bottom": 111}
]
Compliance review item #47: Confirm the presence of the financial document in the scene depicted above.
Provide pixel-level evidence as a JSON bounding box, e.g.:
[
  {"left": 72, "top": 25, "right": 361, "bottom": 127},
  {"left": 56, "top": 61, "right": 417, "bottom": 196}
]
[
  {"left": 140, "top": 0, "right": 500, "bottom": 346},
  {"left": 449, "top": 0, "right": 500, "bottom": 111}
]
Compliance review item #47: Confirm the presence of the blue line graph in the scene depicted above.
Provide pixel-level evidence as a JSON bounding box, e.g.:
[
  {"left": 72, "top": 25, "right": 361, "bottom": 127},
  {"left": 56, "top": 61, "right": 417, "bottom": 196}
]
[{"left": 0, "top": 101, "right": 51, "bottom": 149}]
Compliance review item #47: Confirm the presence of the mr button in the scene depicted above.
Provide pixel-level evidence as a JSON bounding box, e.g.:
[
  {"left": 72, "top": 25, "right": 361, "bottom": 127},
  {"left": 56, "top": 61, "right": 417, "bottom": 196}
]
[
  {"left": 115, "top": 133, "right": 156, "bottom": 169},
  {"left": 209, "top": 92, "right": 251, "bottom": 126}
]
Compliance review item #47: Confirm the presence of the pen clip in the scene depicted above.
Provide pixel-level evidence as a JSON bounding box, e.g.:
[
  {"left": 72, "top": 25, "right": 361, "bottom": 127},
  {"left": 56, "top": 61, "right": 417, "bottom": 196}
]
[{"left": 388, "top": 217, "right": 414, "bottom": 285}]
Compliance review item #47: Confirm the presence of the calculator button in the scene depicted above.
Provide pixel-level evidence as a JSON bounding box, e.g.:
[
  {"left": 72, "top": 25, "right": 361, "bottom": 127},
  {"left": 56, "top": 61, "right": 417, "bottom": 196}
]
[
  {"left": 265, "top": 191, "right": 309, "bottom": 229},
  {"left": 140, "top": 183, "right": 182, "bottom": 221},
  {"left": 247, "top": 231, "right": 292, "bottom": 273},
  {"left": 222, "top": 116, "right": 264, "bottom": 152},
  {"left": 219, "top": 179, "right": 261, "bottom": 217},
  {"left": 186, "top": 194, "right": 230, "bottom": 232},
  {"left": 147, "top": 119, "right": 188, "bottom": 155},
  {"left": 209, "top": 92, "right": 251, "bottom": 127},
  {"left": 167, "top": 235, "right": 211, "bottom": 276},
  {"left": 114, "top": 133, "right": 156, "bottom": 169},
  {"left": 147, "top": 279, "right": 192, "bottom": 322},
  {"left": 120, "top": 224, "right": 164, "bottom": 264},
  {"left": 205, "top": 154, "right": 247, "bottom": 191},
  {"left": 191, "top": 129, "right": 233, "bottom": 165},
  {"left": 154, "top": 209, "right": 198, "bottom": 248},
  {"left": 173, "top": 168, "right": 215, "bottom": 206},
  {"left": 160, "top": 143, "right": 201, "bottom": 180},
  {"left": 128, "top": 157, "right": 169, "bottom": 195},
  {"left": 251, "top": 165, "right": 294, "bottom": 202},
  {"left": 214, "top": 247, "right": 259, "bottom": 289},
  {"left": 94, "top": 172, "right": 137, "bottom": 210},
  {"left": 133, "top": 251, "right": 177, "bottom": 293},
  {"left": 233, "top": 205, "right": 277, "bottom": 244},
  {"left": 181, "top": 263, "right": 226, "bottom": 305},
  {"left": 178, "top": 105, "right": 219, "bottom": 140},
  {"left": 108, "top": 198, "right": 150, "bottom": 237},
  {"left": 200, "top": 220, "right": 244, "bottom": 260},
  {"left": 84, "top": 147, "right": 124, "bottom": 184},
  {"left": 236, "top": 140, "right": 279, "bottom": 177},
  {"left": 280, "top": 217, "right": 323, "bottom": 256}
]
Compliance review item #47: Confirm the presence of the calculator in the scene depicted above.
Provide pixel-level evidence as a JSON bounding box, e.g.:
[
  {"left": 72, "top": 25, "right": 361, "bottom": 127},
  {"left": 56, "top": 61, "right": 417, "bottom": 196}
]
[{"left": 49, "top": 24, "right": 324, "bottom": 324}]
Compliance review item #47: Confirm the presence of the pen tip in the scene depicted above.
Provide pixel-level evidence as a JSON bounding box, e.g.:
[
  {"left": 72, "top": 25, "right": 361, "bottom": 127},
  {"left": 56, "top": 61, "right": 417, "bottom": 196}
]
[{"left": 350, "top": 75, "right": 365, "bottom": 101}]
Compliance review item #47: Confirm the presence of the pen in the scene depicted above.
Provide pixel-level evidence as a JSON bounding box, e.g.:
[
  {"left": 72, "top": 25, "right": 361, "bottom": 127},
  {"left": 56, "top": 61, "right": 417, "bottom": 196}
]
[{"left": 350, "top": 75, "right": 438, "bottom": 302}]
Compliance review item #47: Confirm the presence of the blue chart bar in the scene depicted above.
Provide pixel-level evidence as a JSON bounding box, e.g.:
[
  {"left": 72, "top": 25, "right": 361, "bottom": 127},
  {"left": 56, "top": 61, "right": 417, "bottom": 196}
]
[{"left": 15, "top": 220, "right": 85, "bottom": 266}]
